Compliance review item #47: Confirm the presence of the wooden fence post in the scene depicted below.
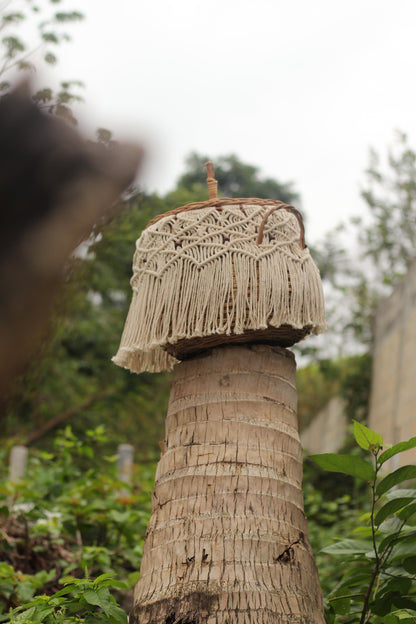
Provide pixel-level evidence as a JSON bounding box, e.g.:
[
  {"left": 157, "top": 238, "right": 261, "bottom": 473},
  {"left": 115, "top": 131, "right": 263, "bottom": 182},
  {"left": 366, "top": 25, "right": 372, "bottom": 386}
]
[
  {"left": 9, "top": 445, "right": 28, "bottom": 482},
  {"left": 117, "top": 443, "right": 134, "bottom": 495}
]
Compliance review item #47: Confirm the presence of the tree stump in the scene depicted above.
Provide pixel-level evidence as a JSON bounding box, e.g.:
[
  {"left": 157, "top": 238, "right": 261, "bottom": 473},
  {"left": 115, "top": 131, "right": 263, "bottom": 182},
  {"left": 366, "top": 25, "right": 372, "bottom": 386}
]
[{"left": 130, "top": 344, "right": 325, "bottom": 624}]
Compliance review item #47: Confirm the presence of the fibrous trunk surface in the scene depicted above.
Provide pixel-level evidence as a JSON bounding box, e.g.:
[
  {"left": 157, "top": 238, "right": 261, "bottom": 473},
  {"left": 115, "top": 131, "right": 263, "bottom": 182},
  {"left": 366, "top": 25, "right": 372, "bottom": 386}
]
[{"left": 131, "top": 344, "right": 324, "bottom": 624}]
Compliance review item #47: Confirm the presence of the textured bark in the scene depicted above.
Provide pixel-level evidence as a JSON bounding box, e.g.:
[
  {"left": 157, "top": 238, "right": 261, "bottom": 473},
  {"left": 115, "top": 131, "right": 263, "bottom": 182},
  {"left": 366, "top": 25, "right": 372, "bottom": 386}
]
[{"left": 131, "top": 344, "right": 325, "bottom": 624}]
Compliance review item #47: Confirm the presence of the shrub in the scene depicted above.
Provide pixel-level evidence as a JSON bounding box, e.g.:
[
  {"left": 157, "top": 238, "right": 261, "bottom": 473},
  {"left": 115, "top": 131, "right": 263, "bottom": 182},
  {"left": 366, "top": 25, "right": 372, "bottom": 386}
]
[
  {"left": 312, "top": 421, "right": 416, "bottom": 623},
  {"left": 0, "top": 427, "right": 154, "bottom": 622}
]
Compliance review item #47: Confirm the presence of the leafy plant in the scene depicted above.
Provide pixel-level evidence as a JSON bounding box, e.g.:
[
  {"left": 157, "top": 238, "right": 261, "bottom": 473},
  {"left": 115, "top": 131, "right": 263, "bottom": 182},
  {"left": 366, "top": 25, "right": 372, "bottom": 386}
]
[
  {"left": 312, "top": 421, "right": 416, "bottom": 623},
  {"left": 8, "top": 574, "right": 128, "bottom": 623},
  {"left": 0, "top": 427, "right": 154, "bottom": 622}
]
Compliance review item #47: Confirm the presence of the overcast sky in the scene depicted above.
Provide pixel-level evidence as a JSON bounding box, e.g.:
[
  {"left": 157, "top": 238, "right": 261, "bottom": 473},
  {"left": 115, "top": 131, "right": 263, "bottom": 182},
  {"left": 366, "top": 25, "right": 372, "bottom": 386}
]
[{"left": 41, "top": 0, "right": 416, "bottom": 242}]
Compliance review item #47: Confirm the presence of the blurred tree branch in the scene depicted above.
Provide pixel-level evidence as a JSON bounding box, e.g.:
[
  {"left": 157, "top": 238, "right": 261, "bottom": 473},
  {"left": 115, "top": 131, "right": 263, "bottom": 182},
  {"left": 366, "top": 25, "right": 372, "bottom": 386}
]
[{"left": 0, "top": 84, "right": 142, "bottom": 393}]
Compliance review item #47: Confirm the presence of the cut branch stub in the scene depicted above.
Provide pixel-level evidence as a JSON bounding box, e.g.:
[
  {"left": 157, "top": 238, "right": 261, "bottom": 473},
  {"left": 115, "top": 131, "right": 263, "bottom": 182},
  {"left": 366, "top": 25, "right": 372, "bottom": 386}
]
[{"left": 205, "top": 161, "right": 218, "bottom": 199}]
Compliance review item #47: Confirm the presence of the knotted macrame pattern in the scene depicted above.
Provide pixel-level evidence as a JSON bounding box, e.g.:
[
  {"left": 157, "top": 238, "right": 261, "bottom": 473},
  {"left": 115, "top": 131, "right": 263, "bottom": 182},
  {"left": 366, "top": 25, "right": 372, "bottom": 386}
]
[{"left": 113, "top": 203, "right": 325, "bottom": 373}]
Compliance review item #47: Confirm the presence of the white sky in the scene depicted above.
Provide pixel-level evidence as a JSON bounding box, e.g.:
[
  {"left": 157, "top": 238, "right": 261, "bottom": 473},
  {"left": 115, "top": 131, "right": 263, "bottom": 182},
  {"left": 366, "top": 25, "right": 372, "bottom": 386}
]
[{"left": 38, "top": 0, "right": 416, "bottom": 243}]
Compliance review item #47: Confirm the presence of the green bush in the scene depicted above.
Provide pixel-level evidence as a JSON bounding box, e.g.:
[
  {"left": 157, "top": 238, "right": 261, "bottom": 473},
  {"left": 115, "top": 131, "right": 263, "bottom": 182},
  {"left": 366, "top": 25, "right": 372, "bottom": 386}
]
[
  {"left": 312, "top": 421, "right": 416, "bottom": 623},
  {"left": 0, "top": 427, "right": 154, "bottom": 622}
]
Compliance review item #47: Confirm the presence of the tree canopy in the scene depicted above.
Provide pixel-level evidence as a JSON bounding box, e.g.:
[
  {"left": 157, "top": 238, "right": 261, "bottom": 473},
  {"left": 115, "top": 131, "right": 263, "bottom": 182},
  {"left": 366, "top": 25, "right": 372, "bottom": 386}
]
[
  {"left": 177, "top": 152, "right": 299, "bottom": 203},
  {"left": 358, "top": 131, "right": 416, "bottom": 286},
  {"left": 0, "top": 0, "right": 84, "bottom": 123}
]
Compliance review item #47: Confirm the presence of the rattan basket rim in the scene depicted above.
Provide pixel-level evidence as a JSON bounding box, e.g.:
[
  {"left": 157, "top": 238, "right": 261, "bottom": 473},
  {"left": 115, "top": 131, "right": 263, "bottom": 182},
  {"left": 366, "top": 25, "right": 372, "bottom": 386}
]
[
  {"left": 145, "top": 197, "right": 306, "bottom": 249},
  {"left": 146, "top": 197, "right": 293, "bottom": 226}
]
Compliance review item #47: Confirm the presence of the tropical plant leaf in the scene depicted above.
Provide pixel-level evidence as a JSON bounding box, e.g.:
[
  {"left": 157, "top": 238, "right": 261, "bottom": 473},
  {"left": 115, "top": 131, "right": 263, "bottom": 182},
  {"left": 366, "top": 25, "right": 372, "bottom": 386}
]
[
  {"left": 311, "top": 453, "right": 375, "bottom": 481},
  {"left": 403, "top": 556, "right": 416, "bottom": 574},
  {"left": 321, "top": 539, "right": 373, "bottom": 556},
  {"left": 377, "top": 465, "right": 416, "bottom": 496},
  {"left": 374, "top": 497, "right": 415, "bottom": 526},
  {"left": 379, "top": 438, "right": 416, "bottom": 465},
  {"left": 398, "top": 502, "right": 416, "bottom": 522},
  {"left": 353, "top": 420, "right": 383, "bottom": 451}
]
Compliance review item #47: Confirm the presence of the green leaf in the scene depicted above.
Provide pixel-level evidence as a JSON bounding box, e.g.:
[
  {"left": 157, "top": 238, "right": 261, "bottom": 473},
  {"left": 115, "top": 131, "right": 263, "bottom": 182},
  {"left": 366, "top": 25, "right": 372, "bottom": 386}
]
[
  {"left": 403, "top": 556, "right": 416, "bottom": 573},
  {"left": 373, "top": 592, "right": 396, "bottom": 617},
  {"left": 16, "top": 581, "right": 36, "bottom": 602},
  {"left": 379, "top": 438, "right": 416, "bottom": 465},
  {"left": 44, "top": 52, "right": 57, "bottom": 64},
  {"left": 386, "top": 488, "right": 416, "bottom": 500},
  {"left": 2, "top": 12, "right": 25, "bottom": 24},
  {"left": 386, "top": 532, "right": 416, "bottom": 560},
  {"left": 83, "top": 587, "right": 112, "bottom": 615},
  {"left": 330, "top": 594, "right": 351, "bottom": 615},
  {"left": 386, "top": 607, "right": 416, "bottom": 622},
  {"left": 392, "top": 595, "right": 416, "bottom": 612},
  {"left": 353, "top": 420, "right": 383, "bottom": 450},
  {"left": 377, "top": 465, "right": 416, "bottom": 496},
  {"left": 321, "top": 539, "right": 373, "bottom": 555},
  {"left": 93, "top": 573, "right": 116, "bottom": 585},
  {"left": 382, "top": 577, "right": 412, "bottom": 596},
  {"left": 100, "top": 578, "right": 129, "bottom": 590},
  {"left": 107, "top": 603, "right": 128, "bottom": 624},
  {"left": 52, "top": 585, "right": 76, "bottom": 598},
  {"left": 378, "top": 516, "right": 403, "bottom": 534},
  {"left": 41, "top": 32, "right": 59, "bottom": 44},
  {"left": 127, "top": 571, "right": 140, "bottom": 586},
  {"left": 83, "top": 588, "right": 105, "bottom": 607},
  {"left": 334, "top": 571, "right": 373, "bottom": 591},
  {"left": 0, "top": 506, "right": 9, "bottom": 518},
  {"left": 375, "top": 497, "right": 415, "bottom": 526},
  {"left": 311, "top": 453, "right": 375, "bottom": 481},
  {"left": 10, "top": 606, "right": 36, "bottom": 623},
  {"left": 54, "top": 11, "right": 83, "bottom": 22},
  {"left": 398, "top": 502, "right": 416, "bottom": 522}
]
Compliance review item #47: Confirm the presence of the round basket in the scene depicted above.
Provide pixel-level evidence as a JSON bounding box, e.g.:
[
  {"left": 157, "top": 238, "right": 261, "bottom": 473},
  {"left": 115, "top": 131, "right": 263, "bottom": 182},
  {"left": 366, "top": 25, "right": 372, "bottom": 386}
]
[{"left": 113, "top": 169, "right": 325, "bottom": 374}]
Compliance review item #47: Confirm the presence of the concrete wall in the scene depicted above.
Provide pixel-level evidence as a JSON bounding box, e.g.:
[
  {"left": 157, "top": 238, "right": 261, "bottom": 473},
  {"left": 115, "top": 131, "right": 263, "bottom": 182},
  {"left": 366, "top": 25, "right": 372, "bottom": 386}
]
[
  {"left": 300, "top": 261, "right": 416, "bottom": 460},
  {"left": 301, "top": 396, "right": 347, "bottom": 455},
  {"left": 368, "top": 259, "right": 416, "bottom": 467}
]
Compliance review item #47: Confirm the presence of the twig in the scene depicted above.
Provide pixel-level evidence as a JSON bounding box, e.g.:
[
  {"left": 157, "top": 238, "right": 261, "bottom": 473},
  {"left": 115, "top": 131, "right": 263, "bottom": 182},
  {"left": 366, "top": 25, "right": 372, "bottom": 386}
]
[
  {"left": 360, "top": 450, "right": 381, "bottom": 624},
  {"left": 329, "top": 593, "right": 366, "bottom": 601},
  {"left": 25, "top": 390, "right": 110, "bottom": 446}
]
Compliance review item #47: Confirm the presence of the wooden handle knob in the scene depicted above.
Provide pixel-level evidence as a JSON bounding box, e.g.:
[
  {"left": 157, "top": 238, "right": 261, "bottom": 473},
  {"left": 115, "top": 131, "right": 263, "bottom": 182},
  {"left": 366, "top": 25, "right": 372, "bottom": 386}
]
[{"left": 205, "top": 161, "right": 218, "bottom": 199}]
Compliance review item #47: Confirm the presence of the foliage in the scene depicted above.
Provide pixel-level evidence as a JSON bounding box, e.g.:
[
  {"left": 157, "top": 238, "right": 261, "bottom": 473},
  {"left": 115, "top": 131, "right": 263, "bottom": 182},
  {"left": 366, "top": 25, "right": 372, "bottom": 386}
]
[
  {"left": 312, "top": 421, "right": 416, "bottom": 623},
  {"left": 314, "top": 131, "right": 416, "bottom": 352},
  {"left": 358, "top": 131, "right": 416, "bottom": 287},
  {"left": 297, "top": 353, "right": 372, "bottom": 431},
  {"left": 304, "top": 480, "right": 361, "bottom": 599},
  {"left": 0, "top": 0, "right": 84, "bottom": 124},
  {"left": 6, "top": 574, "right": 129, "bottom": 624},
  {"left": 0, "top": 427, "right": 155, "bottom": 622}
]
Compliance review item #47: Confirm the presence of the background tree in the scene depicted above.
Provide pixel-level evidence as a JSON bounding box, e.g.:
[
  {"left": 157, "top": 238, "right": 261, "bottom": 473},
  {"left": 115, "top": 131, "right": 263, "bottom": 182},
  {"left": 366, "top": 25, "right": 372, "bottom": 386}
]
[
  {"left": 312, "top": 131, "right": 416, "bottom": 352},
  {"left": 0, "top": 0, "right": 84, "bottom": 123},
  {"left": 358, "top": 131, "right": 416, "bottom": 287},
  {"left": 178, "top": 152, "right": 299, "bottom": 202}
]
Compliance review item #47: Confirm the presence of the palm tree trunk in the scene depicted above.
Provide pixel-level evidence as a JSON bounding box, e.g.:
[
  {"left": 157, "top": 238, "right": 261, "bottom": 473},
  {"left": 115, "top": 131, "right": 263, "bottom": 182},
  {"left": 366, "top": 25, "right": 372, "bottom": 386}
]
[{"left": 130, "top": 344, "right": 325, "bottom": 624}]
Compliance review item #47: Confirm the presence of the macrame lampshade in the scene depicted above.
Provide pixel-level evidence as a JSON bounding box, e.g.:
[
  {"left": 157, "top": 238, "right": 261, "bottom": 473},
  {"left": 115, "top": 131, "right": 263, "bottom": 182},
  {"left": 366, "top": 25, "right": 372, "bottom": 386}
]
[{"left": 113, "top": 164, "right": 325, "bottom": 373}]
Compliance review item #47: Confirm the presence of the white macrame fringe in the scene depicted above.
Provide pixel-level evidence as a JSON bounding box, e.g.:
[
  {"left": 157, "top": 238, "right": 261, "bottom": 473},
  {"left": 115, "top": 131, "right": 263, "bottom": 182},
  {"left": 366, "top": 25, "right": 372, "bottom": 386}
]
[{"left": 112, "top": 205, "right": 326, "bottom": 374}]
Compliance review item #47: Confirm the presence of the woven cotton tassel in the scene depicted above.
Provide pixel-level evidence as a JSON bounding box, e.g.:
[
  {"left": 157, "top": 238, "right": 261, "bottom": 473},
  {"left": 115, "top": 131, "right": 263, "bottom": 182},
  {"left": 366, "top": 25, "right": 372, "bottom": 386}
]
[{"left": 112, "top": 202, "right": 325, "bottom": 374}]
